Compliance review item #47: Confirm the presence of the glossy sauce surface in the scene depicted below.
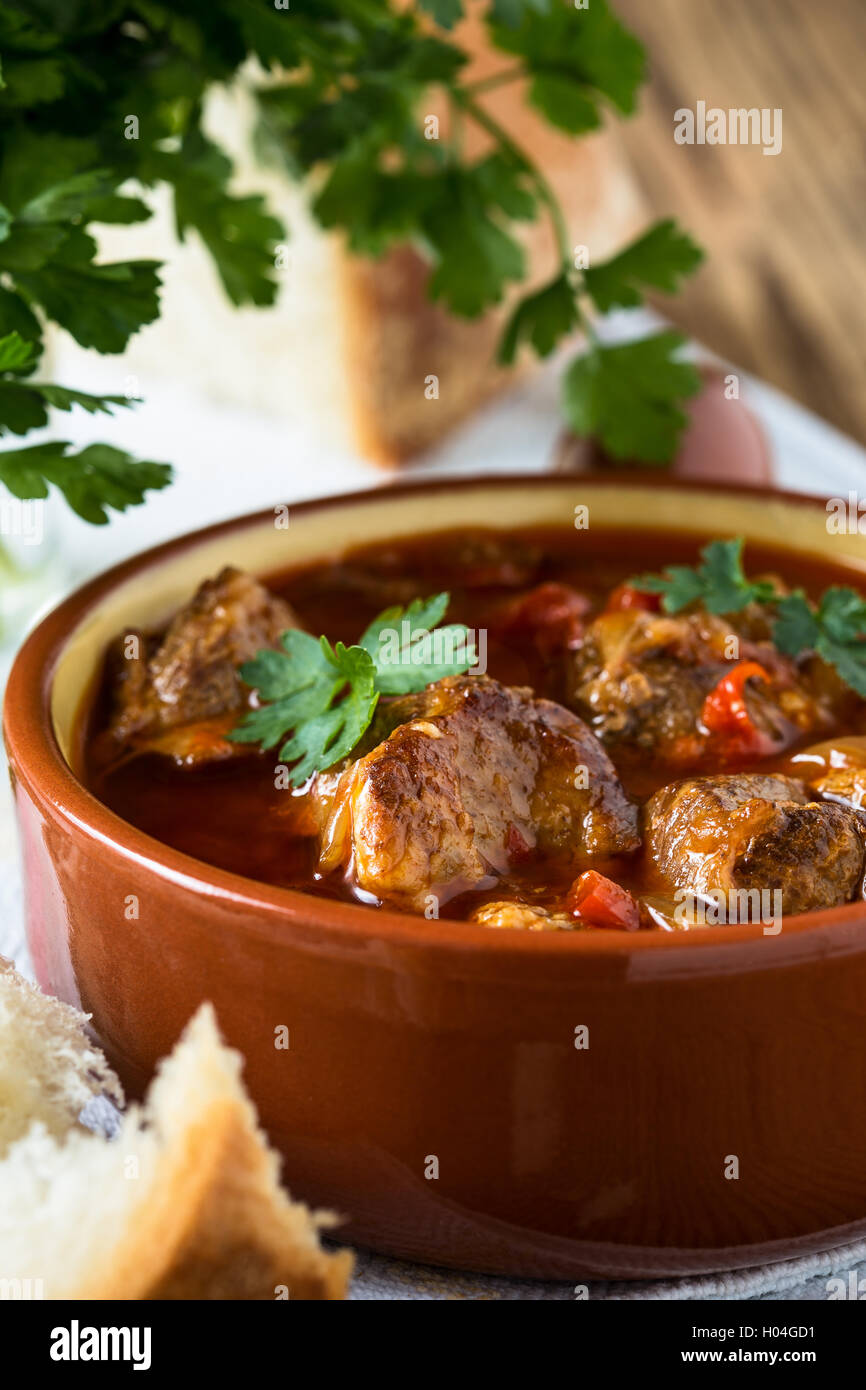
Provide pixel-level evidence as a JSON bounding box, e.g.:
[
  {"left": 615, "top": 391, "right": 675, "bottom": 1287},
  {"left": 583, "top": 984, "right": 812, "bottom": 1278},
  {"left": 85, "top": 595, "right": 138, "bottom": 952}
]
[{"left": 82, "top": 526, "right": 866, "bottom": 917}]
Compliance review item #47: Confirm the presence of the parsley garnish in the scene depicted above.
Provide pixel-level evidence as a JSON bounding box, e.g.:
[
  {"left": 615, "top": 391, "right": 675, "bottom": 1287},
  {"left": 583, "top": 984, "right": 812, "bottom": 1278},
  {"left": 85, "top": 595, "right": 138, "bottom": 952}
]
[
  {"left": 630, "top": 538, "right": 866, "bottom": 699},
  {"left": 229, "top": 593, "right": 476, "bottom": 784},
  {"left": 774, "top": 588, "right": 866, "bottom": 698},
  {"left": 631, "top": 538, "right": 777, "bottom": 614}
]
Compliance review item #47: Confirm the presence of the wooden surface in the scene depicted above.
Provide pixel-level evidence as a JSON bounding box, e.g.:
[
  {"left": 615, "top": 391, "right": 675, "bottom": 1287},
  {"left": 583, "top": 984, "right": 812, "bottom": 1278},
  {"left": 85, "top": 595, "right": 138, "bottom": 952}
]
[{"left": 615, "top": 0, "right": 866, "bottom": 447}]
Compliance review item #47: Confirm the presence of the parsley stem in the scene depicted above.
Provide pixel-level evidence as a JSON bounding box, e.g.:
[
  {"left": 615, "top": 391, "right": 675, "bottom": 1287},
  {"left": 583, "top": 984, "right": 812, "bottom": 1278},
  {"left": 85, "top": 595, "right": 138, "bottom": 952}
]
[
  {"left": 462, "top": 66, "right": 526, "bottom": 98},
  {"left": 448, "top": 91, "right": 465, "bottom": 155},
  {"left": 450, "top": 85, "right": 572, "bottom": 273}
]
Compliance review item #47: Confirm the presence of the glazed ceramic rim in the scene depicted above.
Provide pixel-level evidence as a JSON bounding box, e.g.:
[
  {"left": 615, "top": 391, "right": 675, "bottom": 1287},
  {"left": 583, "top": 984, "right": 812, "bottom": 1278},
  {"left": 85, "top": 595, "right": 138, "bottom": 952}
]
[{"left": 6, "top": 471, "right": 866, "bottom": 964}]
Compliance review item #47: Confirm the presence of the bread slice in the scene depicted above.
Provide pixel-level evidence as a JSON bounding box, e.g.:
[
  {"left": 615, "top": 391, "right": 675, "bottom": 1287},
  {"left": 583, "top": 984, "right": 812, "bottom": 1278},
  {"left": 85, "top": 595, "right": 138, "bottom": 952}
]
[
  {"left": 0, "top": 972, "right": 352, "bottom": 1300},
  {"left": 338, "top": 6, "right": 647, "bottom": 462},
  {"left": 0, "top": 957, "right": 122, "bottom": 1158}
]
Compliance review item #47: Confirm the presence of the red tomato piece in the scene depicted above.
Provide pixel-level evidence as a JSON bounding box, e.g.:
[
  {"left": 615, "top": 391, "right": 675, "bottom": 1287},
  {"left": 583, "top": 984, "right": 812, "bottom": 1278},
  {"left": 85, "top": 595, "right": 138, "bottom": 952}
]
[
  {"left": 567, "top": 870, "right": 641, "bottom": 931},
  {"left": 496, "top": 582, "right": 590, "bottom": 657},
  {"left": 604, "top": 583, "right": 661, "bottom": 614}
]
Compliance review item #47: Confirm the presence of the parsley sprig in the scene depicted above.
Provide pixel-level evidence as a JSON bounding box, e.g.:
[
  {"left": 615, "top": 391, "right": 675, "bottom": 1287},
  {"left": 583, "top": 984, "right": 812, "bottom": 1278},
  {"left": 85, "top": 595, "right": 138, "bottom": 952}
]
[
  {"left": 252, "top": 0, "right": 705, "bottom": 462},
  {"left": 229, "top": 592, "right": 476, "bottom": 784},
  {"left": 631, "top": 538, "right": 777, "bottom": 614},
  {"left": 631, "top": 538, "right": 866, "bottom": 698}
]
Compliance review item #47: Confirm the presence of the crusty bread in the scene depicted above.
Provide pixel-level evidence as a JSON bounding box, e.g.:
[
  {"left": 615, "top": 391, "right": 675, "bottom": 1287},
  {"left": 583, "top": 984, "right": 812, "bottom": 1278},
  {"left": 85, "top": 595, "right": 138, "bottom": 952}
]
[
  {"left": 0, "top": 957, "right": 122, "bottom": 1158},
  {"left": 0, "top": 968, "right": 352, "bottom": 1300}
]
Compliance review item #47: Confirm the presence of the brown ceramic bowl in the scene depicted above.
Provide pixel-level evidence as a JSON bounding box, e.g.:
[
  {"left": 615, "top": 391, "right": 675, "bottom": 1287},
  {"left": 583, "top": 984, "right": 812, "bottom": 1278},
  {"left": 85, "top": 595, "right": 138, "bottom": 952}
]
[{"left": 6, "top": 475, "right": 866, "bottom": 1281}]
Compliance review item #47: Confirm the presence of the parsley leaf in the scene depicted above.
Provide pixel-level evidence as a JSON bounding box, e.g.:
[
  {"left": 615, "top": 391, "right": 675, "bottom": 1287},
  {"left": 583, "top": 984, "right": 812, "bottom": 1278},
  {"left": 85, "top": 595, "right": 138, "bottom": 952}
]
[
  {"left": 472, "top": 152, "right": 538, "bottom": 222},
  {"left": 772, "top": 592, "right": 820, "bottom": 656},
  {"left": 775, "top": 589, "right": 866, "bottom": 699},
  {"left": 422, "top": 170, "right": 525, "bottom": 316},
  {"left": 248, "top": 2, "right": 700, "bottom": 461},
  {"left": 148, "top": 130, "right": 283, "bottom": 308},
  {"left": 0, "top": 331, "right": 135, "bottom": 437},
  {"left": 417, "top": 0, "right": 465, "bottom": 28},
  {"left": 230, "top": 593, "right": 475, "bottom": 784},
  {"left": 359, "top": 592, "right": 477, "bottom": 693},
  {"left": 0, "top": 287, "right": 42, "bottom": 349},
  {"left": 0, "top": 330, "right": 36, "bottom": 374},
  {"left": 562, "top": 331, "right": 702, "bottom": 463},
  {"left": 489, "top": 0, "right": 646, "bottom": 131},
  {"left": 358, "top": 592, "right": 450, "bottom": 657},
  {"left": 583, "top": 219, "right": 705, "bottom": 314},
  {"left": 233, "top": 632, "right": 380, "bottom": 785},
  {"left": 631, "top": 538, "right": 778, "bottom": 614},
  {"left": 313, "top": 151, "right": 433, "bottom": 256},
  {"left": 498, "top": 274, "right": 580, "bottom": 364},
  {"left": 0, "top": 441, "right": 171, "bottom": 524},
  {"left": 13, "top": 231, "right": 162, "bottom": 355}
]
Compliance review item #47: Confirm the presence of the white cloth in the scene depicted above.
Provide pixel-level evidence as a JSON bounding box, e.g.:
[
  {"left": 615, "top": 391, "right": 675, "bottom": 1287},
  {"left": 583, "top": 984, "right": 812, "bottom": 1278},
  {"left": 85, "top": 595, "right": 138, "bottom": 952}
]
[{"left": 3, "top": 315, "right": 866, "bottom": 1299}]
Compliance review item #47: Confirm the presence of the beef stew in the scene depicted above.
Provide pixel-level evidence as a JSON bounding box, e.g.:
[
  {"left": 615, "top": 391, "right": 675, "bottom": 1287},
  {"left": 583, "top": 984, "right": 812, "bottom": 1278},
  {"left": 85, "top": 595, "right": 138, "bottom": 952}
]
[{"left": 81, "top": 527, "right": 866, "bottom": 930}]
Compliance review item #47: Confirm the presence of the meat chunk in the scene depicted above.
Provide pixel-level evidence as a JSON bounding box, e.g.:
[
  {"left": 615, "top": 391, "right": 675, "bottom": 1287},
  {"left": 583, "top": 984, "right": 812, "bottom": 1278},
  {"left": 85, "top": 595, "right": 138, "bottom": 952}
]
[
  {"left": 567, "top": 608, "right": 829, "bottom": 764},
  {"left": 644, "top": 773, "right": 866, "bottom": 917},
  {"left": 102, "top": 568, "right": 298, "bottom": 766},
  {"left": 788, "top": 736, "right": 866, "bottom": 811},
  {"left": 810, "top": 766, "right": 866, "bottom": 810},
  {"left": 316, "top": 675, "right": 640, "bottom": 912}
]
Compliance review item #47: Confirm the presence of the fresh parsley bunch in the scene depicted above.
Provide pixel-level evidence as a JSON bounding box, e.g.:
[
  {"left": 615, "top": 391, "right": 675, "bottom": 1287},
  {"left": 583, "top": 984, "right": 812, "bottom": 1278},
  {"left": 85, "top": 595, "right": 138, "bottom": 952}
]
[
  {"left": 0, "top": 0, "right": 705, "bottom": 524},
  {"left": 229, "top": 592, "right": 476, "bottom": 783},
  {"left": 632, "top": 538, "right": 866, "bottom": 699}
]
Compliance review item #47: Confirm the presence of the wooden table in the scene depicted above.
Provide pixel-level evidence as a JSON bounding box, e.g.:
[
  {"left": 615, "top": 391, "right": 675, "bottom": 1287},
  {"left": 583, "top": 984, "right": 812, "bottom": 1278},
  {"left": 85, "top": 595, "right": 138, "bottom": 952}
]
[{"left": 615, "top": 0, "right": 866, "bottom": 447}]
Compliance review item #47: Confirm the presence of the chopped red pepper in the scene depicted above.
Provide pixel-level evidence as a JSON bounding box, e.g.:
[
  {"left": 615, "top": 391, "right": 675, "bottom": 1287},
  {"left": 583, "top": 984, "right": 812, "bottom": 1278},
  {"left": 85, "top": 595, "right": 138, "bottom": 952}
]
[
  {"left": 701, "top": 661, "right": 776, "bottom": 755},
  {"left": 566, "top": 870, "right": 641, "bottom": 931},
  {"left": 495, "top": 582, "right": 590, "bottom": 658},
  {"left": 604, "top": 583, "right": 661, "bottom": 614}
]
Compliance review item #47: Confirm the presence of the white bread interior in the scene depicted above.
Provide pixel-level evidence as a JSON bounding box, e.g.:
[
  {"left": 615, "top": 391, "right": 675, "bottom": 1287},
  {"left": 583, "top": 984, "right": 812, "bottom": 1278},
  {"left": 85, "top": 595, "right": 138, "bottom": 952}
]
[
  {"left": 0, "top": 969, "right": 352, "bottom": 1300},
  {"left": 0, "top": 957, "right": 122, "bottom": 1158}
]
